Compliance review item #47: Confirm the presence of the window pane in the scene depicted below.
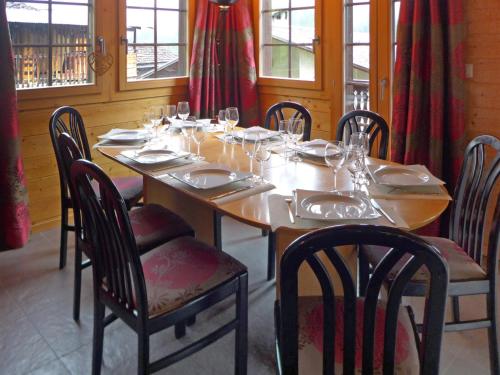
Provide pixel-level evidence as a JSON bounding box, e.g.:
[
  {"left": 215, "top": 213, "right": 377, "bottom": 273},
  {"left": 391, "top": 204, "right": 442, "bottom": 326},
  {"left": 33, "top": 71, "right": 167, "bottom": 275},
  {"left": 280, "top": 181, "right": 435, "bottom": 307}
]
[
  {"left": 7, "top": 2, "right": 49, "bottom": 45},
  {"left": 352, "top": 5, "right": 369, "bottom": 43},
  {"left": 290, "top": 45, "right": 314, "bottom": 80},
  {"left": 393, "top": 1, "right": 400, "bottom": 41},
  {"left": 157, "top": 0, "right": 180, "bottom": 9},
  {"left": 127, "top": 0, "right": 154, "bottom": 7},
  {"left": 261, "top": 45, "right": 289, "bottom": 78},
  {"left": 156, "top": 45, "right": 186, "bottom": 77},
  {"left": 291, "top": 0, "right": 314, "bottom": 7},
  {"left": 127, "top": 8, "right": 154, "bottom": 43},
  {"left": 291, "top": 9, "right": 314, "bottom": 44},
  {"left": 52, "top": 18, "right": 91, "bottom": 45},
  {"left": 345, "top": 82, "right": 370, "bottom": 112},
  {"left": 52, "top": 4, "right": 89, "bottom": 26},
  {"left": 12, "top": 46, "right": 49, "bottom": 88},
  {"left": 157, "top": 10, "right": 180, "bottom": 43},
  {"left": 52, "top": 46, "right": 92, "bottom": 85},
  {"left": 128, "top": 45, "right": 154, "bottom": 80},
  {"left": 269, "top": 10, "right": 289, "bottom": 43},
  {"left": 262, "top": 0, "right": 289, "bottom": 10}
]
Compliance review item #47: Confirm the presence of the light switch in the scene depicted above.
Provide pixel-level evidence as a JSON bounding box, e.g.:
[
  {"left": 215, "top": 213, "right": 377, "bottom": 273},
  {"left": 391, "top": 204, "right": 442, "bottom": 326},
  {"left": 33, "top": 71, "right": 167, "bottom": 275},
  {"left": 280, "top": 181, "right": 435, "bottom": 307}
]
[{"left": 465, "top": 64, "right": 474, "bottom": 79}]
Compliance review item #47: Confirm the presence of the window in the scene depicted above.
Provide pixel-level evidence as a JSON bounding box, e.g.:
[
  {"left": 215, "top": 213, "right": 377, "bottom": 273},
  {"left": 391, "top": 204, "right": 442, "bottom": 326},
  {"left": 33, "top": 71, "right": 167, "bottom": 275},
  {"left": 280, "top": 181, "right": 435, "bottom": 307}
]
[
  {"left": 125, "top": 0, "right": 188, "bottom": 82},
  {"left": 7, "top": 0, "right": 94, "bottom": 89},
  {"left": 260, "top": 0, "right": 319, "bottom": 82}
]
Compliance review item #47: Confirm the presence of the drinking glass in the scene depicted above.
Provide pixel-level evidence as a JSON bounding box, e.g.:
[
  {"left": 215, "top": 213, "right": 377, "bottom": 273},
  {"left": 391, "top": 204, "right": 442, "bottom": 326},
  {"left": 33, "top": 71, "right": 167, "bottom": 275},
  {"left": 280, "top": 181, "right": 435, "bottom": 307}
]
[
  {"left": 288, "top": 118, "right": 304, "bottom": 162},
  {"left": 150, "top": 106, "right": 164, "bottom": 139},
  {"left": 324, "top": 141, "right": 345, "bottom": 190},
  {"left": 242, "top": 132, "right": 260, "bottom": 178},
  {"left": 278, "top": 119, "right": 290, "bottom": 159},
  {"left": 344, "top": 147, "right": 365, "bottom": 190},
  {"left": 350, "top": 132, "right": 369, "bottom": 157},
  {"left": 225, "top": 107, "right": 239, "bottom": 144},
  {"left": 218, "top": 109, "right": 228, "bottom": 141},
  {"left": 142, "top": 111, "right": 153, "bottom": 136},
  {"left": 164, "top": 104, "right": 177, "bottom": 125},
  {"left": 255, "top": 139, "right": 272, "bottom": 183},
  {"left": 177, "top": 101, "right": 190, "bottom": 124},
  {"left": 181, "top": 116, "right": 196, "bottom": 154},
  {"left": 191, "top": 124, "right": 207, "bottom": 161}
]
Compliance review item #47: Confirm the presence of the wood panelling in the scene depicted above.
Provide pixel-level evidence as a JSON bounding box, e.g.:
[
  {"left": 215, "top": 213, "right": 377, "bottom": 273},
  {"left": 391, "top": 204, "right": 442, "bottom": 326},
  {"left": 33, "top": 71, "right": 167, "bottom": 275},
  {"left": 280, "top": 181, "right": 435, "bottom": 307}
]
[{"left": 464, "top": 1, "right": 500, "bottom": 141}]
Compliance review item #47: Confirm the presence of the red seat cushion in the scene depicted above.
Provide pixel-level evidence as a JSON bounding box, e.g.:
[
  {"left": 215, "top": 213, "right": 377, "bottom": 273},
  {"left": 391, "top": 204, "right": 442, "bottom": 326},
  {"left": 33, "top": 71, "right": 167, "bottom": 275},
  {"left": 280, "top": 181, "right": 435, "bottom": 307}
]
[
  {"left": 295, "top": 296, "right": 419, "bottom": 374},
  {"left": 140, "top": 236, "right": 246, "bottom": 318},
  {"left": 111, "top": 176, "right": 143, "bottom": 208},
  {"left": 129, "top": 204, "right": 194, "bottom": 254},
  {"left": 361, "top": 236, "right": 486, "bottom": 282}
]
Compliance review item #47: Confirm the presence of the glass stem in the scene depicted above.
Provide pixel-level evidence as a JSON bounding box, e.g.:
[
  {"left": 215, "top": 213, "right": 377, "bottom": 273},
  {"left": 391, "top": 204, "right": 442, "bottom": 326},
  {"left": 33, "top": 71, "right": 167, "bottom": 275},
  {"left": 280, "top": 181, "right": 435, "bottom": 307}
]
[
  {"left": 333, "top": 170, "right": 337, "bottom": 190},
  {"left": 260, "top": 162, "right": 264, "bottom": 182},
  {"left": 250, "top": 158, "right": 253, "bottom": 175},
  {"left": 197, "top": 143, "right": 200, "bottom": 158}
]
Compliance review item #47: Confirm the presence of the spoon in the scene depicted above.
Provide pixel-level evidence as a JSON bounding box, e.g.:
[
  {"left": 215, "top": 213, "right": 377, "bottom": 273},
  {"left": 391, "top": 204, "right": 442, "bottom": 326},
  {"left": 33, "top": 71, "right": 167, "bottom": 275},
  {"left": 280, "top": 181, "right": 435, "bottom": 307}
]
[{"left": 285, "top": 198, "right": 295, "bottom": 224}]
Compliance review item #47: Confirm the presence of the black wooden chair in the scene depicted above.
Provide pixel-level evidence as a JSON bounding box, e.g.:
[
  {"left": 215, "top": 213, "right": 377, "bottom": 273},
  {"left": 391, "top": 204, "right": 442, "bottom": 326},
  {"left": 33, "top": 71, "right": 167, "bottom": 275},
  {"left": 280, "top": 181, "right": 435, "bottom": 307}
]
[
  {"left": 359, "top": 135, "right": 500, "bottom": 374},
  {"left": 57, "top": 132, "right": 194, "bottom": 322},
  {"left": 49, "top": 106, "right": 143, "bottom": 270},
  {"left": 335, "top": 109, "right": 389, "bottom": 159},
  {"left": 276, "top": 225, "right": 449, "bottom": 374},
  {"left": 70, "top": 158, "right": 248, "bottom": 375},
  {"left": 264, "top": 101, "right": 312, "bottom": 142}
]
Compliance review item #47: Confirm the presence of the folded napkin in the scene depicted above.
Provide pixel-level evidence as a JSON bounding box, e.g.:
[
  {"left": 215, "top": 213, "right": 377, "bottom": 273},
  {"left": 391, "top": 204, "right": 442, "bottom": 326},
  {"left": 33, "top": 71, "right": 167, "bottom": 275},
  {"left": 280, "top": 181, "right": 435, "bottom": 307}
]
[
  {"left": 243, "top": 126, "right": 268, "bottom": 133},
  {"left": 93, "top": 140, "right": 146, "bottom": 149},
  {"left": 97, "top": 128, "right": 149, "bottom": 139},
  {"left": 267, "top": 194, "right": 409, "bottom": 232},
  {"left": 367, "top": 183, "right": 451, "bottom": 200},
  {"left": 296, "top": 139, "right": 328, "bottom": 148},
  {"left": 206, "top": 124, "right": 225, "bottom": 133}
]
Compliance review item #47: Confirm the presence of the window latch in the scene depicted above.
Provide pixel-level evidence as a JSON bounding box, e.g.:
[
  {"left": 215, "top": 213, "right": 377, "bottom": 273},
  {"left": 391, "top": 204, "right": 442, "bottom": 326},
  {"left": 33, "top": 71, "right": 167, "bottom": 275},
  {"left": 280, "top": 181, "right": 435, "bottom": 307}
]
[{"left": 312, "top": 36, "right": 320, "bottom": 53}]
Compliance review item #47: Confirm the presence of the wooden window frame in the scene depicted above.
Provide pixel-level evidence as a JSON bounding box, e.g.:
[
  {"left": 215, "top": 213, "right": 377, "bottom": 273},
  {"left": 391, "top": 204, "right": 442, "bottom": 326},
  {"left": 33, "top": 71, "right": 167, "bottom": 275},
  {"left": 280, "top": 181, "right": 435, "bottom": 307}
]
[
  {"left": 117, "top": 0, "right": 195, "bottom": 92},
  {"left": 9, "top": 0, "right": 102, "bottom": 101},
  {"left": 257, "top": 0, "right": 323, "bottom": 90}
]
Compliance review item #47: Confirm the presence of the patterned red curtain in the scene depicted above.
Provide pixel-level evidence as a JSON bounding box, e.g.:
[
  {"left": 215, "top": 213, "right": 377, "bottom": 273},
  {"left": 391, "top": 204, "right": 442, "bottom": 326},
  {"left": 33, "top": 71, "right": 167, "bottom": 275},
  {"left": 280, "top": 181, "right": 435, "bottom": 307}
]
[
  {"left": 392, "top": 0, "right": 466, "bottom": 235},
  {"left": 189, "top": 0, "right": 260, "bottom": 126},
  {"left": 0, "top": 0, "right": 31, "bottom": 250}
]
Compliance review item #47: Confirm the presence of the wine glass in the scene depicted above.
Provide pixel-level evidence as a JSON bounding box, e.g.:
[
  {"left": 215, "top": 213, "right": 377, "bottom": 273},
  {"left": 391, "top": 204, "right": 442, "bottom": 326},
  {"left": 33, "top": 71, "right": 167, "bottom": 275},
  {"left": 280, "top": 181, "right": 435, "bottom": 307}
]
[
  {"left": 344, "top": 147, "right": 365, "bottom": 190},
  {"left": 177, "top": 101, "right": 190, "bottom": 126},
  {"left": 191, "top": 124, "right": 207, "bottom": 161},
  {"left": 242, "top": 132, "right": 260, "bottom": 179},
  {"left": 142, "top": 111, "right": 154, "bottom": 143},
  {"left": 288, "top": 118, "right": 304, "bottom": 162},
  {"left": 218, "top": 109, "right": 228, "bottom": 141},
  {"left": 225, "top": 107, "right": 239, "bottom": 144},
  {"left": 350, "top": 132, "right": 369, "bottom": 157},
  {"left": 278, "top": 119, "right": 290, "bottom": 159},
  {"left": 164, "top": 104, "right": 177, "bottom": 126},
  {"left": 181, "top": 116, "right": 196, "bottom": 154},
  {"left": 150, "top": 106, "right": 164, "bottom": 139},
  {"left": 255, "top": 138, "right": 272, "bottom": 183},
  {"left": 324, "top": 141, "right": 345, "bottom": 190}
]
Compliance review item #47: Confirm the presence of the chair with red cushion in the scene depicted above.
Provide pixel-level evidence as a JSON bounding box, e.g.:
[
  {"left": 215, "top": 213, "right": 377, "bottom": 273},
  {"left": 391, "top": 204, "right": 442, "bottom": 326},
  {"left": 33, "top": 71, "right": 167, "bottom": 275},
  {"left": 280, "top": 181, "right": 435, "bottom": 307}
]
[
  {"left": 359, "top": 134, "right": 500, "bottom": 374},
  {"left": 57, "top": 133, "right": 194, "bottom": 322},
  {"left": 276, "top": 225, "right": 449, "bottom": 374},
  {"left": 49, "top": 106, "right": 144, "bottom": 270},
  {"left": 70, "top": 158, "right": 248, "bottom": 375}
]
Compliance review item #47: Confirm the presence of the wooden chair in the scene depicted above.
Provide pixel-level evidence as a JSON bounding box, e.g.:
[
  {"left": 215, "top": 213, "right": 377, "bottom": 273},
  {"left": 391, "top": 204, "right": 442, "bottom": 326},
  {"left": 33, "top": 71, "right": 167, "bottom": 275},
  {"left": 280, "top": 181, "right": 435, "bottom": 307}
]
[
  {"left": 359, "top": 135, "right": 500, "bottom": 374},
  {"left": 49, "top": 106, "right": 143, "bottom": 270},
  {"left": 57, "top": 133, "right": 194, "bottom": 322},
  {"left": 276, "top": 225, "right": 449, "bottom": 374},
  {"left": 335, "top": 109, "right": 389, "bottom": 159},
  {"left": 70, "top": 158, "right": 248, "bottom": 375},
  {"left": 264, "top": 101, "right": 312, "bottom": 142}
]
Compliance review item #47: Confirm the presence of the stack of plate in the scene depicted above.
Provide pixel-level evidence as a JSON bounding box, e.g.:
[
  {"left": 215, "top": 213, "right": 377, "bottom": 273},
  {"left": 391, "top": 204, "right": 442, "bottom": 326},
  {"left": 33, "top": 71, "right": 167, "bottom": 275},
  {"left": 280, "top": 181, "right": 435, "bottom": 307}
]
[
  {"left": 233, "top": 126, "right": 280, "bottom": 142},
  {"left": 98, "top": 129, "right": 150, "bottom": 145},
  {"left": 120, "top": 149, "right": 190, "bottom": 165},
  {"left": 169, "top": 164, "right": 253, "bottom": 190},
  {"left": 367, "top": 164, "right": 445, "bottom": 187}
]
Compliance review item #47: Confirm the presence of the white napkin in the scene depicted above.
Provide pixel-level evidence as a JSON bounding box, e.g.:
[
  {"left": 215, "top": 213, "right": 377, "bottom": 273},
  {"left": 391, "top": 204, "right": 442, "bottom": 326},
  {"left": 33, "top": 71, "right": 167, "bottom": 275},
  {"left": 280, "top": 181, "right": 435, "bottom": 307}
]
[
  {"left": 367, "top": 183, "right": 451, "bottom": 200},
  {"left": 97, "top": 128, "right": 149, "bottom": 140}
]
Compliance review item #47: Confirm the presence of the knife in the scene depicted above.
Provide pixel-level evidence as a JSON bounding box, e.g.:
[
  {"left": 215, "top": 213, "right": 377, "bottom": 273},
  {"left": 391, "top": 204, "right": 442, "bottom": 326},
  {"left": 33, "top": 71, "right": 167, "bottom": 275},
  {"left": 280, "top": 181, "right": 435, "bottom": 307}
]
[
  {"left": 370, "top": 198, "right": 396, "bottom": 224},
  {"left": 209, "top": 185, "right": 253, "bottom": 201}
]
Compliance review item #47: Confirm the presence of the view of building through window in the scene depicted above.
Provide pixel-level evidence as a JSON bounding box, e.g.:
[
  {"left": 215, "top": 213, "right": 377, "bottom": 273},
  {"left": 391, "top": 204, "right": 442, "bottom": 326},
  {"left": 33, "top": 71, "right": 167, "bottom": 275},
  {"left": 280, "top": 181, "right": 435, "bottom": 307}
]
[
  {"left": 260, "top": 0, "right": 316, "bottom": 81},
  {"left": 125, "top": 0, "right": 188, "bottom": 82},
  {"left": 7, "top": 0, "right": 94, "bottom": 89}
]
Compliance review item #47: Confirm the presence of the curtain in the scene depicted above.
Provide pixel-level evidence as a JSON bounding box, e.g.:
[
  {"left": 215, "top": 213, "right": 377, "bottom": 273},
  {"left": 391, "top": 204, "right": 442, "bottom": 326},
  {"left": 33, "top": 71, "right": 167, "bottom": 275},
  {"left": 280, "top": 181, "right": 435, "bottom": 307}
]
[
  {"left": 189, "top": 0, "right": 260, "bottom": 126},
  {"left": 0, "top": 0, "right": 31, "bottom": 250},
  {"left": 392, "top": 0, "right": 466, "bottom": 235}
]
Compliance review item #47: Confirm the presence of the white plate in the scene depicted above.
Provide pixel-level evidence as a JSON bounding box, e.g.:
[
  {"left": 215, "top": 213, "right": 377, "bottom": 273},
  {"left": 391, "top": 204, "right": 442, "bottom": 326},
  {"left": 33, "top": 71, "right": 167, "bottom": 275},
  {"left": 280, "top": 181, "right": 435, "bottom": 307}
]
[
  {"left": 99, "top": 129, "right": 149, "bottom": 143},
  {"left": 295, "top": 190, "right": 380, "bottom": 220},
  {"left": 169, "top": 165, "right": 252, "bottom": 189},
  {"left": 367, "top": 164, "right": 445, "bottom": 186},
  {"left": 120, "top": 149, "right": 189, "bottom": 164},
  {"left": 297, "top": 143, "right": 329, "bottom": 158},
  {"left": 233, "top": 128, "right": 279, "bottom": 142}
]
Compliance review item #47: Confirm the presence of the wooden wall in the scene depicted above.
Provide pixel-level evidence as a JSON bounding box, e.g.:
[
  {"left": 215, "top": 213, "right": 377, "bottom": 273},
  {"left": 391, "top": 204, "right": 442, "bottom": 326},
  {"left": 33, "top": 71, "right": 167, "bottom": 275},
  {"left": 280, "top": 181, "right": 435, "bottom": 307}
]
[{"left": 19, "top": 1, "right": 190, "bottom": 232}]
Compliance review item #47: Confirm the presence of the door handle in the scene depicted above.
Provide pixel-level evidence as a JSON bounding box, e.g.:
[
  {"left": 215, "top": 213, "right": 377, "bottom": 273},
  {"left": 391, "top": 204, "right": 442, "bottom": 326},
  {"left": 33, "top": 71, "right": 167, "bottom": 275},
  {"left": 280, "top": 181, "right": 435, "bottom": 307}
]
[{"left": 120, "top": 36, "right": 128, "bottom": 51}]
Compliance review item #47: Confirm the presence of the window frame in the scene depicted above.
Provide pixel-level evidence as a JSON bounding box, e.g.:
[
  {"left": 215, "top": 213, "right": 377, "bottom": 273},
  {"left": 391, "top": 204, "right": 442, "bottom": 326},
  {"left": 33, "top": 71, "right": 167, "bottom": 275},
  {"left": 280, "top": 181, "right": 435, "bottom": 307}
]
[
  {"left": 8, "top": 0, "right": 101, "bottom": 100},
  {"left": 117, "top": 0, "right": 194, "bottom": 92},
  {"left": 257, "top": 0, "right": 322, "bottom": 90}
]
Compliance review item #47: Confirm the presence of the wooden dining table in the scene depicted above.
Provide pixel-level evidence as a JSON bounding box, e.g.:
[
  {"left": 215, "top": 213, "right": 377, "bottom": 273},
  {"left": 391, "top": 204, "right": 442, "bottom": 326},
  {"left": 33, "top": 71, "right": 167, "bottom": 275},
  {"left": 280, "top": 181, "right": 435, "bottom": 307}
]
[{"left": 98, "top": 130, "right": 450, "bottom": 296}]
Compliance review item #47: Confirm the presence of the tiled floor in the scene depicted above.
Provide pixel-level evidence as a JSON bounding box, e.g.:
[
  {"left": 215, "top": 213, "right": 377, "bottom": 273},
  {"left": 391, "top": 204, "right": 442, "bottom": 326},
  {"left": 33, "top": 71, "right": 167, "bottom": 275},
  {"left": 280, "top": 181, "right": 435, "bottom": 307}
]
[{"left": 0, "top": 217, "right": 494, "bottom": 374}]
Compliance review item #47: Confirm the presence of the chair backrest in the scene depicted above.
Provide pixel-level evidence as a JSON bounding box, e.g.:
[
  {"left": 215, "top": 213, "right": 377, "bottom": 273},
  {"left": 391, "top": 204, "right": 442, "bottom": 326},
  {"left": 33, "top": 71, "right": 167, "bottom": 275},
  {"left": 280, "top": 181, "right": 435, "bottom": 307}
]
[
  {"left": 335, "top": 110, "right": 389, "bottom": 159},
  {"left": 49, "top": 106, "right": 92, "bottom": 202},
  {"left": 278, "top": 225, "right": 448, "bottom": 375},
  {"left": 449, "top": 135, "right": 500, "bottom": 269},
  {"left": 264, "top": 101, "right": 312, "bottom": 141},
  {"left": 69, "top": 159, "right": 148, "bottom": 318}
]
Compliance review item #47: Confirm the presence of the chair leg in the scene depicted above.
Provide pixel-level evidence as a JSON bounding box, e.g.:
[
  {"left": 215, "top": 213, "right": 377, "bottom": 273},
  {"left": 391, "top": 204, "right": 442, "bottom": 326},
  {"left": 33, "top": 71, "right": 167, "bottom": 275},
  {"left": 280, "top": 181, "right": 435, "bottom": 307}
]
[
  {"left": 73, "top": 240, "right": 82, "bottom": 322},
  {"left": 138, "top": 330, "right": 150, "bottom": 375},
  {"left": 59, "top": 205, "right": 69, "bottom": 269},
  {"left": 358, "top": 247, "right": 369, "bottom": 297},
  {"left": 235, "top": 274, "right": 248, "bottom": 375},
  {"left": 451, "top": 296, "right": 460, "bottom": 323},
  {"left": 267, "top": 232, "right": 276, "bottom": 281},
  {"left": 214, "top": 212, "right": 223, "bottom": 251},
  {"left": 186, "top": 315, "right": 196, "bottom": 326},
  {"left": 175, "top": 322, "right": 186, "bottom": 339},
  {"left": 487, "top": 290, "right": 500, "bottom": 374},
  {"left": 92, "top": 300, "right": 105, "bottom": 375}
]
